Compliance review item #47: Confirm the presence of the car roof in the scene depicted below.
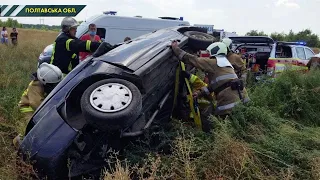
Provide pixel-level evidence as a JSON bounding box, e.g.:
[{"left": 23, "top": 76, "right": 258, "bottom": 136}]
[{"left": 229, "top": 36, "right": 275, "bottom": 44}]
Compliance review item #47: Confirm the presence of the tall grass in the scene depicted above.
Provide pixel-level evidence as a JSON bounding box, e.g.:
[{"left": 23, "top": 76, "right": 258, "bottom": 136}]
[
  {"left": 0, "top": 29, "right": 58, "bottom": 179},
  {"left": 105, "top": 70, "right": 320, "bottom": 180},
  {"left": 0, "top": 29, "right": 320, "bottom": 179}
]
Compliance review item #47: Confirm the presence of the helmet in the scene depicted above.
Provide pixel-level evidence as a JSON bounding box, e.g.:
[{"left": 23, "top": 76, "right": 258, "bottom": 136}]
[
  {"left": 61, "top": 17, "right": 79, "bottom": 32},
  {"left": 221, "top": 38, "right": 233, "bottom": 51},
  {"left": 206, "top": 42, "right": 228, "bottom": 57},
  {"left": 37, "top": 63, "right": 63, "bottom": 85}
]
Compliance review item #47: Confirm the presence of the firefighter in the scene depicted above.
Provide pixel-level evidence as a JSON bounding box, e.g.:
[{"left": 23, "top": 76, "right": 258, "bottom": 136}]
[
  {"left": 13, "top": 63, "right": 63, "bottom": 148},
  {"left": 171, "top": 41, "right": 249, "bottom": 118},
  {"left": 50, "top": 17, "right": 109, "bottom": 74},
  {"left": 221, "top": 38, "right": 247, "bottom": 85},
  {"left": 183, "top": 71, "right": 215, "bottom": 132}
]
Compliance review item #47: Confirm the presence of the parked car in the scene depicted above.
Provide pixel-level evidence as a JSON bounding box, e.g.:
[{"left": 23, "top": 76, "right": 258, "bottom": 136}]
[
  {"left": 19, "top": 26, "right": 214, "bottom": 179},
  {"left": 228, "top": 36, "right": 315, "bottom": 79},
  {"left": 38, "top": 11, "right": 190, "bottom": 67}
]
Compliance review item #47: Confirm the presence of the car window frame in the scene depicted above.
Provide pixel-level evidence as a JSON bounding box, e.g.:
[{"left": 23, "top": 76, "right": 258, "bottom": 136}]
[{"left": 304, "top": 47, "right": 315, "bottom": 60}]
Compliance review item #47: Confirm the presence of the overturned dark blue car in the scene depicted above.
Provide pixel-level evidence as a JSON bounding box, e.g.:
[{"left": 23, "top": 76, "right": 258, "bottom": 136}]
[{"left": 18, "top": 26, "right": 215, "bottom": 179}]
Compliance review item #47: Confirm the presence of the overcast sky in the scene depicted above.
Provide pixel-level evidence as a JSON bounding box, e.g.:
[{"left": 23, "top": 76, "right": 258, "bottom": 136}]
[{"left": 0, "top": 0, "right": 318, "bottom": 35}]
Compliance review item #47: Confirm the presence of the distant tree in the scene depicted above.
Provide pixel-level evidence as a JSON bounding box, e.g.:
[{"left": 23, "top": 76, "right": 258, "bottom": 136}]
[
  {"left": 246, "top": 29, "right": 320, "bottom": 48},
  {"left": 245, "top": 30, "right": 268, "bottom": 36},
  {"left": 270, "top": 32, "right": 286, "bottom": 41}
]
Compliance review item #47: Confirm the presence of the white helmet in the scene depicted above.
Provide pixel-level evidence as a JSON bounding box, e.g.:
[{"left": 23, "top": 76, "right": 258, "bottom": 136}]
[
  {"left": 61, "top": 17, "right": 79, "bottom": 32},
  {"left": 37, "top": 63, "right": 63, "bottom": 85},
  {"left": 221, "top": 38, "right": 233, "bottom": 51},
  {"left": 206, "top": 42, "right": 228, "bottom": 57}
]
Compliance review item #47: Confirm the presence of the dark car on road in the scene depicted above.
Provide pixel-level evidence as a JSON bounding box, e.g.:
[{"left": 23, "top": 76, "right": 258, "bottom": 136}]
[{"left": 18, "top": 26, "right": 215, "bottom": 179}]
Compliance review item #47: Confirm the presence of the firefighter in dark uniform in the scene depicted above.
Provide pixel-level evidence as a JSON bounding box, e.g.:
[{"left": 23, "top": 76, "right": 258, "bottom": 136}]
[
  {"left": 171, "top": 41, "right": 249, "bottom": 118},
  {"left": 50, "top": 17, "right": 104, "bottom": 74},
  {"left": 221, "top": 38, "right": 247, "bottom": 85}
]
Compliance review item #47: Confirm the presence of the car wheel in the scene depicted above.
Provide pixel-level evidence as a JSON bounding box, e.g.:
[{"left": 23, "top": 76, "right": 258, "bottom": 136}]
[
  {"left": 184, "top": 31, "right": 216, "bottom": 50},
  {"left": 81, "top": 78, "right": 142, "bottom": 131}
]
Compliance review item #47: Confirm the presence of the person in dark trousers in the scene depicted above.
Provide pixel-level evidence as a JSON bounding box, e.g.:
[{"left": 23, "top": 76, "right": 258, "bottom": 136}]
[
  {"left": 10, "top": 27, "right": 18, "bottom": 45},
  {"left": 50, "top": 17, "right": 113, "bottom": 75}
]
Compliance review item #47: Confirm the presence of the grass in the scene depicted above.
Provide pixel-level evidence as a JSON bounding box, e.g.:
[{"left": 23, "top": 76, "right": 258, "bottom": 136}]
[
  {"left": 0, "top": 28, "right": 320, "bottom": 179},
  {"left": 0, "top": 28, "right": 58, "bottom": 179}
]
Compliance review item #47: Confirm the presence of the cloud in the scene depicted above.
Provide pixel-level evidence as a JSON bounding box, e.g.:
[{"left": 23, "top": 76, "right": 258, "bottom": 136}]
[
  {"left": 275, "top": 0, "right": 300, "bottom": 9},
  {"left": 139, "top": 0, "right": 226, "bottom": 25}
]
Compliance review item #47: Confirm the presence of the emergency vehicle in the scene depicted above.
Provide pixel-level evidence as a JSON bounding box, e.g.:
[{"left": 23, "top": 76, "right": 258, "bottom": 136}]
[{"left": 228, "top": 36, "right": 315, "bottom": 79}]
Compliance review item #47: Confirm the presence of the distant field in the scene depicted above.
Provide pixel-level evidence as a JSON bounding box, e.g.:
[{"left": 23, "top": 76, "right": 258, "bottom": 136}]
[{"left": 0, "top": 29, "right": 320, "bottom": 180}]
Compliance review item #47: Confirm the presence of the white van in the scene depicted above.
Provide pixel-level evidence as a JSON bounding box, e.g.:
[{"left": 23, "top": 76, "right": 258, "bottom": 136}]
[
  {"left": 77, "top": 11, "right": 190, "bottom": 44},
  {"left": 38, "top": 11, "right": 190, "bottom": 65}
]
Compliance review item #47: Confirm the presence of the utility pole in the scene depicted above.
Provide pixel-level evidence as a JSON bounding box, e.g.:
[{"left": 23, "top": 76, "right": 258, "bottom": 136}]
[{"left": 39, "top": 18, "right": 44, "bottom": 24}]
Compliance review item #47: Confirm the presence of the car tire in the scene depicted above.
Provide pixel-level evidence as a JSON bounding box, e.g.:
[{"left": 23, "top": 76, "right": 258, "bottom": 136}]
[
  {"left": 81, "top": 78, "right": 142, "bottom": 131},
  {"left": 184, "top": 31, "right": 216, "bottom": 50}
]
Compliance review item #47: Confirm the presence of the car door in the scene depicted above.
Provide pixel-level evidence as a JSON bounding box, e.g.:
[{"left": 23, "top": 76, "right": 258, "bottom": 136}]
[{"left": 295, "top": 46, "right": 309, "bottom": 70}]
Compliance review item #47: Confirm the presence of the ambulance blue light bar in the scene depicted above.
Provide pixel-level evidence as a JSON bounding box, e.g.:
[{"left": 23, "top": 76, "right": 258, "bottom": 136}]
[
  {"left": 277, "top": 41, "right": 307, "bottom": 46},
  {"left": 296, "top": 41, "right": 306, "bottom": 45}
]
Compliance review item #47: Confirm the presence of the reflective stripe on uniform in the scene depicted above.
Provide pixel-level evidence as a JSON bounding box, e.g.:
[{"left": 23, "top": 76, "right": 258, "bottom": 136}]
[
  {"left": 50, "top": 42, "right": 56, "bottom": 64},
  {"left": 66, "top": 39, "right": 73, "bottom": 51},
  {"left": 181, "top": 61, "right": 202, "bottom": 128},
  {"left": 198, "top": 99, "right": 211, "bottom": 104},
  {"left": 20, "top": 106, "right": 34, "bottom": 113},
  {"left": 210, "top": 73, "right": 238, "bottom": 85},
  {"left": 72, "top": 53, "right": 76, "bottom": 59},
  {"left": 86, "top": 40, "right": 91, "bottom": 51},
  {"left": 216, "top": 97, "right": 250, "bottom": 111},
  {"left": 21, "top": 81, "right": 34, "bottom": 96},
  {"left": 68, "top": 62, "right": 72, "bottom": 72},
  {"left": 189, "top": 74, "right": 197, "bottom": 84}
]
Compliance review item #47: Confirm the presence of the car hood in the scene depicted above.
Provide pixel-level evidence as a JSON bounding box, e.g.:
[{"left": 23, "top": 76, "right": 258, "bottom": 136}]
[{"left": 94, "top": 27, "right": 184, "bottom": 71}]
